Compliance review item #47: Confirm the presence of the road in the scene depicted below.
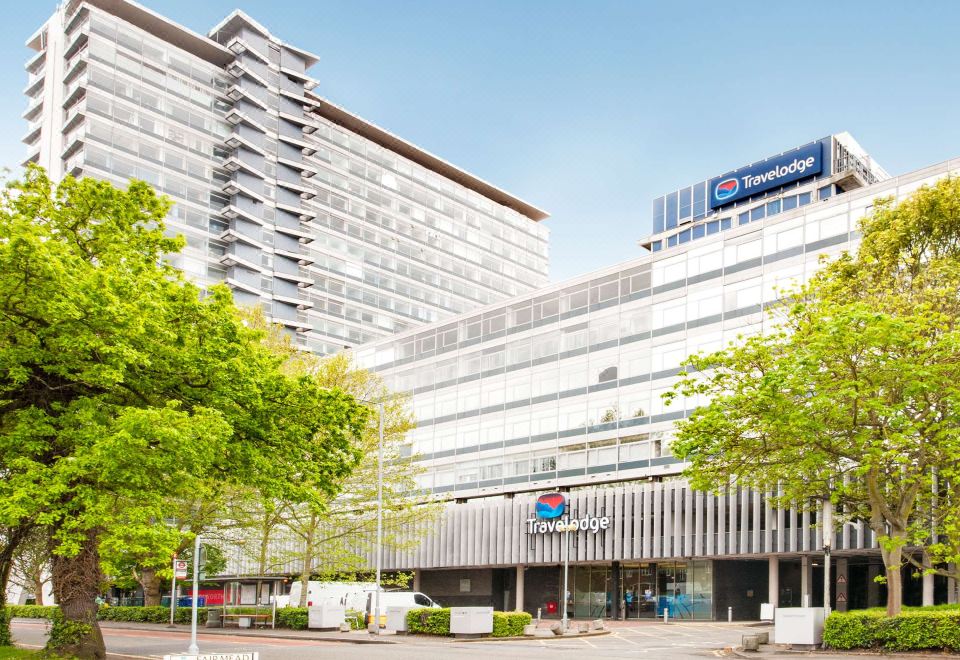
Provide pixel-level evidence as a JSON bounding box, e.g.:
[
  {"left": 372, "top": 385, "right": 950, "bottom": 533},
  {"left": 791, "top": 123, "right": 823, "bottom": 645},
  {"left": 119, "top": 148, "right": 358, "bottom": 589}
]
[{"left": 12, "top": 619, "right": 779, "bottom": 659}]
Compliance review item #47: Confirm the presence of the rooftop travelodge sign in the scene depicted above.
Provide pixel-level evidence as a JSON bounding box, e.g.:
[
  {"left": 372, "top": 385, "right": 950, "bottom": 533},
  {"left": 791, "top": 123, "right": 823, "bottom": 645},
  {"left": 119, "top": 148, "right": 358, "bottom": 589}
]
[
  {"left": 526, "top": 492, "right": 611, "bottom": 534},
  {"left": 708, "top": 142, "right": 823, "bottom": 209}
]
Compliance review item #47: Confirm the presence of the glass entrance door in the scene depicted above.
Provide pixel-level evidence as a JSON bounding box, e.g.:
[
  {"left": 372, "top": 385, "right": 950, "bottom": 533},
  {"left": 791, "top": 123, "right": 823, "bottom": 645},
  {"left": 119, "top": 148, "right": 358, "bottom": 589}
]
[
  {"left": 621, "top": 563, "right": 657, "bottom": 618},
  {"left": 572, "top": 565, "right": 611, "bottom": 618}
]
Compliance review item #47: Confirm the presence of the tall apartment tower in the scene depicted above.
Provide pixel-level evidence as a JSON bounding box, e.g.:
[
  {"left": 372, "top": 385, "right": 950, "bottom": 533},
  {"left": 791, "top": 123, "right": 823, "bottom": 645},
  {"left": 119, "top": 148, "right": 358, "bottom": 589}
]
[{"left": 23, "top": 0, "right": 549, "bottom": 355}]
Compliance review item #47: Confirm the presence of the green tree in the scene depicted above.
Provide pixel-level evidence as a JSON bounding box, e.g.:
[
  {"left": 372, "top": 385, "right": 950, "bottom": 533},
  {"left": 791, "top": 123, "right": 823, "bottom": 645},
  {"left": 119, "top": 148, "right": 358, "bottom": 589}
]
[
  {"left": 8, "top": 527, "right": 51, "bottom": 606},
  {"left": 223, "top": 321, "right": 439, "bottom": 605},
  {"left": 669, "top": 178, "right": 960, "bottom": 617},
  {"left": 0, "top": 168, "right": 368, "bottom": 656}
]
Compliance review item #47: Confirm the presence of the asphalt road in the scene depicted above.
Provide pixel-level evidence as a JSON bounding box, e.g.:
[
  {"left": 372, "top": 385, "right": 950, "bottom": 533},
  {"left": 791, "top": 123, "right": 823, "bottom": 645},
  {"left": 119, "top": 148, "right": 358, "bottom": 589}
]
[{"left": 11, "top": 619, "right": 777, "bottom": 660}]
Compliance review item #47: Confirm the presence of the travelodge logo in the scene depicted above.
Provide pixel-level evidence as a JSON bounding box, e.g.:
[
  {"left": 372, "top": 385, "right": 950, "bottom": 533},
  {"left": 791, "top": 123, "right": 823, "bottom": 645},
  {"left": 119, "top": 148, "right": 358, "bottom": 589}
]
[
  {"left": 535, "top": 492, "right": 566, "bottom": 519},
  {"left": 714, "top": 178, "right": 739, "bottom": 203}
]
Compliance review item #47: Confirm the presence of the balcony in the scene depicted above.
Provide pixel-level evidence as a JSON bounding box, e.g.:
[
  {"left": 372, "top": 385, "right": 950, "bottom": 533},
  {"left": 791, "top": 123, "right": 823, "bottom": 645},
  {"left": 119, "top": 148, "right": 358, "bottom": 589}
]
[
  {"left": 61, "top": 129, "right": 86, "bottom": 159},
  {"left": 275, "top": 248, "right": 315, "bottom": 266},
  {"left": 833, "top": 152, "right": 883, "bottom": 192},
  {"left": 63, "top": 24, "right": 89, "bottom": 60},
  {"left": 22, "top": 95, "right": 43, "bottom": 122},
  {"left": 23, "top": 71, "right": 45, "bottom": 97},
  {"left": 61, "top": 75, "right": 87, "bottom": 109},
  {"left": 21, "top": 120, "right": 42, "bottom": 146}
]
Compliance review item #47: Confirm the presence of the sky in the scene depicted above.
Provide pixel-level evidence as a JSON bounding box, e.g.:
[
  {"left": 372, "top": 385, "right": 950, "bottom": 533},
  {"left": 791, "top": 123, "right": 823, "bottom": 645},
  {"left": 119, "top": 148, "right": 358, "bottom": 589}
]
[{"left": 1, "top": 1, "right": 959, "bottom": 282}]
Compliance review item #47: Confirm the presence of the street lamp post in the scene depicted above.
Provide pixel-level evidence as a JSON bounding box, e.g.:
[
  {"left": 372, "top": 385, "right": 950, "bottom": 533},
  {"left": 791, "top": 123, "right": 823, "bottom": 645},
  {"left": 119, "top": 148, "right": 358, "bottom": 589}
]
[
  {"left": 561, "top": 521, "right": 570, "bottom": 631},
  {"left": 373, "top": 401, "right": 384, "bottom": 634},
  {"left": 822, "top": 498, "right": 833, "bottom": 618},
  {"left": 187, "top": 533, "right": 201, "bottom": 655}
]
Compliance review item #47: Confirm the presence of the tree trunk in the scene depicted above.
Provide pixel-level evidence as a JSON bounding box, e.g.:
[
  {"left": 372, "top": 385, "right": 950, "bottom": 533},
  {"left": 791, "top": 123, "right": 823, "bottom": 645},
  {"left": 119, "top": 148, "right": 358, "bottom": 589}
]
[
  {"left": 257, "top": 517, "right": 272, "bottom": 576},
  {"left": 885, "top": 561, "right": 903, "bottom": 617},
  {"left": 0, "top": 539, "right": 17, "bottom": 647},
  {"left": 137, "top": 566, "right": 163, "bottom": 606},
  {"left": 0, "top": 525, "right": 31, "bottom": 647},
  {"left": 32, "top": 570, "right": 45, "bottom": 607},
  {"left": 49, "top": 532, "right": 105, "bottom": 659},
  {"left": 877, "top": 528, "right": 905, "bottom": 617},
  {"left": 298, "top": 519, "right": 316, "bottom": 608}
]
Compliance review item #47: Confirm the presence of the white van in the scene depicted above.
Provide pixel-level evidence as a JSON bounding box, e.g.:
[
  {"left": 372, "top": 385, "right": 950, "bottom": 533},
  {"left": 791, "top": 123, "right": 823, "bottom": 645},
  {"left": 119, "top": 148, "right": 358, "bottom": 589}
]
[
  {"left": 287, "top": 581, "right": 378, "bottom": 608},
  {"left": 366, "top": 591, "right": 441, "bottom": 626}
]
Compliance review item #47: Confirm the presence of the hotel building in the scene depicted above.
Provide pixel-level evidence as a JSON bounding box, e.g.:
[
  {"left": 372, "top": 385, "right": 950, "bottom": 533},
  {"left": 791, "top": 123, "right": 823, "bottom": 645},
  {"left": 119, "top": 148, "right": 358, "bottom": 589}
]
[
  {"left": 351, "top": 137, "right": 960, "bottom": 619},
  {"left": 23, "top": 0, "right": 549, "bottom": 356}
]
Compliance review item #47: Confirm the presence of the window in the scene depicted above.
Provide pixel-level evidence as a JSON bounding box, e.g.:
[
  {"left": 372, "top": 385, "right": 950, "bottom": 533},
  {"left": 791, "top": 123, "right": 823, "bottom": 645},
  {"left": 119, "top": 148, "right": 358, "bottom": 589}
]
[
  {"left": 679, "top": 187, "right": 691, "bottom": 219},
  {"left": 766, "top": 199, "right": 781, "bottom": 216},
  {"left": 782, "top": 196, "right": 798, "bottom": 211},
  {"left": 598, "top": 366, "right": 618, "bottom": 383},
  {"left": 665, "top": 192, "right": 678, "bottom": 230}
]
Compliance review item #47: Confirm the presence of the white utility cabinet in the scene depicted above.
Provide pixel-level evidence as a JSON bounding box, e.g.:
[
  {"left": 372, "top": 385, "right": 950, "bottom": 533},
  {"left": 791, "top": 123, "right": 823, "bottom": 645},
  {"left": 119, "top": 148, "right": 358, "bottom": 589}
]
[
  {"left": 308, "top": 603, "right": 346, "bottom": 630},
  {"left": 774, "top": 607, "right": 825, "bottom": 646},
  {"left": 449, "top": 606, "right": 493, "bottom": 636}
]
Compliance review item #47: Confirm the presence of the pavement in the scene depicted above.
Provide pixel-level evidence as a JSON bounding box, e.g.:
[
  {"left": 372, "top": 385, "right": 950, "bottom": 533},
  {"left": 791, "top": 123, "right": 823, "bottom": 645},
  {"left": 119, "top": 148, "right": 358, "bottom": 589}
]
[
  {"left": 10, "top": 618, "right": 777, "bottom": 659},
  {"left": 16, "top": 618, "right": 954, "bottom": 660}
]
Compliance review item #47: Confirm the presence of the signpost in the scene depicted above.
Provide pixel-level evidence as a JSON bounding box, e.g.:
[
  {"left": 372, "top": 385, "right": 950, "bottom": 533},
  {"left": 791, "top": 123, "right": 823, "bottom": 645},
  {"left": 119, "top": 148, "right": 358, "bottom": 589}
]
[{"left": 169, "top": 557, "right": 188, "bottom": 627}]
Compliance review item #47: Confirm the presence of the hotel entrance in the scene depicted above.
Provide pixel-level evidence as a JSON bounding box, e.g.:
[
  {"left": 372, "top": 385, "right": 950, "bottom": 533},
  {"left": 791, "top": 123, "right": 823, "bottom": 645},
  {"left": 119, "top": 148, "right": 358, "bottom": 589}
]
[{"left": 620, "top": 561, "right": 713, "bottom": 620}]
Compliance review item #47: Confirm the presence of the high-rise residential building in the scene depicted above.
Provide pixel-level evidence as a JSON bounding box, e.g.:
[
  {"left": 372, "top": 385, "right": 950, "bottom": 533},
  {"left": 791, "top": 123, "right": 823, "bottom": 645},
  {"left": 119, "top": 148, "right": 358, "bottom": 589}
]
[
  {"left": 346, "top": 141, "right": 960, "bottom": 619},
  {"left": 23, "top": 0, "right": 549, "bottom": 355}
]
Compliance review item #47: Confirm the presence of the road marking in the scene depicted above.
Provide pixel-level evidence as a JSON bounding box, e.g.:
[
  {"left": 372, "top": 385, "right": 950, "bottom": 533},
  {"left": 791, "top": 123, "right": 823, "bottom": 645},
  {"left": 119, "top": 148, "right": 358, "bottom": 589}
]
[{"left": 578, "top": 637, "right": 596, "bottom": 648}]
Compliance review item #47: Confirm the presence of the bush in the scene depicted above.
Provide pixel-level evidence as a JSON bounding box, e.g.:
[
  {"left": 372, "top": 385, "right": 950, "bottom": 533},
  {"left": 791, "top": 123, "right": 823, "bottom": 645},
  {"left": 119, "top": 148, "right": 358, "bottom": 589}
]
[
  {"left": 275, "top": 608, "right": 307, "bottom": 630},
  {"left": 824, "top": 609, "right": 960, "bottom": 651},
  {"left": 406, "top": 608, "right": 451, "bottom": 635},
  {"left": 406, "top": 608, "right": 531, "bottom": 637},
  {"left": 0, "top": 606, "right": 10, "bottom": 647},
  {"left": 7, "top": 606, "right": 58, "bottom": 620},
  {"left": 96, "top": 605, "right": 207, "bottom": 625},
  {"left": 492, "top": 611, "right": 531, "bottom": 637}
]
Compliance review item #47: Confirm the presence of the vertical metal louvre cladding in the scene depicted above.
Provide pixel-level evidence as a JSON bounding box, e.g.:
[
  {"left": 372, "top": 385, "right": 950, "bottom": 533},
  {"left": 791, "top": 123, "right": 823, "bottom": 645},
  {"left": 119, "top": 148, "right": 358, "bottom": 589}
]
[
  {"left": 368, "top": 482, "right": 876, "bottom": 570},
  {"left": 208, "top": 485, "right": 870, "bottom": 578}
]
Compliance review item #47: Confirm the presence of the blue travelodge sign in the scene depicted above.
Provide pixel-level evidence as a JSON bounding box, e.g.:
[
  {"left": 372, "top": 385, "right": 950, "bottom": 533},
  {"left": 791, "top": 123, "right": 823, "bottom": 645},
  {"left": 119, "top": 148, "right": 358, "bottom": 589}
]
[{"left": 709, "top": 142, "right": 823, "bottom": 209}]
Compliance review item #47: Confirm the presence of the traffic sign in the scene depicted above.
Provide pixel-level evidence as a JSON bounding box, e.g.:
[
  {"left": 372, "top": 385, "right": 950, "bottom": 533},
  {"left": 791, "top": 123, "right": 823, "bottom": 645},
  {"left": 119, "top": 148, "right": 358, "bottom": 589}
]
[{"left": 174, "top": 560, "right": 188, "bottom": 579}]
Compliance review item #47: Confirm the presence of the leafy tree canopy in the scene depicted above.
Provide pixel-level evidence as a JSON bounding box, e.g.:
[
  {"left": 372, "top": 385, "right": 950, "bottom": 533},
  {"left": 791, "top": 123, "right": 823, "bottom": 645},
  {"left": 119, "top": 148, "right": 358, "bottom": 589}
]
[
  {"left": 669, "top": 178, "right": 960, "bottom": 616},
  {"left": 0, "top": 167, "right": 369, "bottom": 656}
]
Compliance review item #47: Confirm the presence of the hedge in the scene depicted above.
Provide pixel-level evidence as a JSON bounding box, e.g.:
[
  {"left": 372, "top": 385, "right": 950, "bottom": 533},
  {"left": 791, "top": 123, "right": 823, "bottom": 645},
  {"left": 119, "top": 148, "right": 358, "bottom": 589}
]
[
  {"left": 492, "top": 611, "right": 532, "bottom": 637},
  {"left": 7, "top": 606, "right": 58, "bottom": 620},
  {"left": 824, "top": 609, "right": 960, "bottom": 651},
  {"left": 406, "top": 608, "right": 531, "bottom": 637},
  {"left": 274, "top": 607, "right": 307, "bottom": 630},
  {"left": 406, "top": 608, "right": 451, "bottom": 635}
]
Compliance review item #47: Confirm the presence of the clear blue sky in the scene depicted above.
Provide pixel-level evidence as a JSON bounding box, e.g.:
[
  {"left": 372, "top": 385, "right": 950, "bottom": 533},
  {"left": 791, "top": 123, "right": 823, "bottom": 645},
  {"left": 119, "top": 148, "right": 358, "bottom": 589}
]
[{"left": 2, "top": 1, "right": 958, "bottom": 281}]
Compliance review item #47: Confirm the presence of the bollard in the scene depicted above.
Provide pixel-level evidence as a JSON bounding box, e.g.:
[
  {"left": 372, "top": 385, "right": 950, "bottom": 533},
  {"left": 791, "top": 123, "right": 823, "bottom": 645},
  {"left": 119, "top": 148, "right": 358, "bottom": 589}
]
[
  {"left": 537, "top": 608, "right": 542, "bottom": 624},
  {"left": 663, "top": 607, "right": 669, "bottom": 623},
  {"left": 728, "top": 606, "right": 733, "bottom": 622}
]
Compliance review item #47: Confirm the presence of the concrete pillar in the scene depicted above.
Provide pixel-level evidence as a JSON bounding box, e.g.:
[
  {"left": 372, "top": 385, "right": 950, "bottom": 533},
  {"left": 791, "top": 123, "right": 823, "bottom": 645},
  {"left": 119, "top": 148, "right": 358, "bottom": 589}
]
[
  {"left": 412, "top": 569, "right": 421, "bottom": 593},
  {"left": 867, "top": 564, "right": 882, "bottom": 608},
  {"left": 923, "top": 571, "right": 935, "bottom": 607},
  {"left": 515, "top": 565, "right": 525, "bottom": 612},
  {"left": 801, "top": 556, "right": 810, "bottom": 606},
  {"left": 836, "top": 559, "right": 848, "bottom": 613},
  {"left": 611, "top": 561, "right": 621, "bottom": 620},
  {"left": 768, "top": 557, "right": 779, "bottom": 607}
]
